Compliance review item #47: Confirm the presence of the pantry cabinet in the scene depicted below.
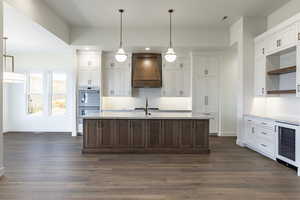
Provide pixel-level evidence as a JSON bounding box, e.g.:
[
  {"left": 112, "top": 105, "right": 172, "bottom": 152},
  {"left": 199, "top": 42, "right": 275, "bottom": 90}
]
[
  {"left": 192, "top": 54, "right": 219, "bottom": 134},
  {"left": 161, "top": 57, "right": 191, "bottom": 97}
]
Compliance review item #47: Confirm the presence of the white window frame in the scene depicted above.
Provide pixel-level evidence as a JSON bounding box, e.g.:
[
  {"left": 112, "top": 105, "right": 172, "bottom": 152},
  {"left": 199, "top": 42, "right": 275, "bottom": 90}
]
[
  {"left": 26, "top": 72, "right": 44, "bottom": 115},
  {"left": 50, "top": 72, "right": 67, "bottom": 116}
]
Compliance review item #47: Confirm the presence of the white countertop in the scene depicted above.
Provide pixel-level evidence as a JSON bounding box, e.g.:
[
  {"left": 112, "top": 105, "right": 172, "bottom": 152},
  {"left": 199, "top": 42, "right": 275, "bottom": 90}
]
[
  {"left": 244, "top": 114, "right": 300, "bottom": 126},
  {"left": 83, "top": 112, "right": 213, "bottom": 120}
]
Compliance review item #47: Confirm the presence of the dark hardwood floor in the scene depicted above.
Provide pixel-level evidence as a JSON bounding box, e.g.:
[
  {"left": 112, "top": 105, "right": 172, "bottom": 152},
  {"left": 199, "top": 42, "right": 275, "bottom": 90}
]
[{"left": 1, "top": 132, "right": 300, "bottom": 200}]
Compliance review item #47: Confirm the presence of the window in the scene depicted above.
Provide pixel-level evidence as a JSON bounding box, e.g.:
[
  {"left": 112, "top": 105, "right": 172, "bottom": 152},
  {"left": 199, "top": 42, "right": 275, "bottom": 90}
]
[
  {"left": 27, "top": 73, "right": 43, "bottom": 114},
  {"left": 51, "top": 73, "right": 67, "bottom": 115}
]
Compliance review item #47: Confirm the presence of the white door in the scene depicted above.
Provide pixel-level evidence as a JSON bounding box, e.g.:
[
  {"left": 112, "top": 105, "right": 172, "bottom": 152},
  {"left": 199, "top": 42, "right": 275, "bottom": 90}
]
[{"left": 254, "top": 56, "right": 266, "bottom": 96}]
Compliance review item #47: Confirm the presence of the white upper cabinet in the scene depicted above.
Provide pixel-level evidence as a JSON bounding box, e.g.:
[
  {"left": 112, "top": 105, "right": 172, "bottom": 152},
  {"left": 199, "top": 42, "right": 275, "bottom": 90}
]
[
  {"left": 161, "top": 56, "right": 191, "bottom": 97},
  {"left": 297, "top": 45, "right": 300, "bottom": 97},
  {"left": 77, "top": 52, "right": 101, "bottom": 87},
  {"left": 254, "top": 39, "right": 266, "bottom": 96},
  {"left": 102, "top": 54, "right": 131, "bottom": 97},
  {"left": 266, "top": 23, "right": 297, "bottom": 55}
]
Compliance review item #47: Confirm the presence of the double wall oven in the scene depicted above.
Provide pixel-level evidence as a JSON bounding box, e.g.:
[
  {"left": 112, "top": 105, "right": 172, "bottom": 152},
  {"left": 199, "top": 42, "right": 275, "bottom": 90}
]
[{"left": 275, "top": 121, "right": 300, "bottom": 175}]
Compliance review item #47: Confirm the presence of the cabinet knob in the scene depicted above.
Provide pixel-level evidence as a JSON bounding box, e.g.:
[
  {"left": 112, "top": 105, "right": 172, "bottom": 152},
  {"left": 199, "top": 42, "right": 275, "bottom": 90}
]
[
  {"left": 110, "top": 63, "right": 115, "bottom": 67},
  {"left": 298, "top": 33, "right": 300, "bottom": 41},
  {"left": 297, "top": 85, "right": 300, "bottom": 93},
  {"left": 262, "top": 88, "right": 265, "bottom": 95},
  {"left": 204, "top": 69, "right": 208, "bottom": 75},
  {"left": 180, "top": 63, "right": 184, "bottom": 68}
]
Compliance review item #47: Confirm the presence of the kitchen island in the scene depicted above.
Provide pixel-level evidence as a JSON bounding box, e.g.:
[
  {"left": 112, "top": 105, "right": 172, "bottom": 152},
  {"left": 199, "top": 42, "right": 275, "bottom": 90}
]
[{"left": 82, "top": 112, "right": 212, "bottom": 154}]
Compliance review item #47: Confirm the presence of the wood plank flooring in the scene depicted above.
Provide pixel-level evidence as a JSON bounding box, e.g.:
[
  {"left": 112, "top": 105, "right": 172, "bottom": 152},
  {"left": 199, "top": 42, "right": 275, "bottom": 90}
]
[{"left": 0, "top": 132, "right": 300, "bottom": 200}]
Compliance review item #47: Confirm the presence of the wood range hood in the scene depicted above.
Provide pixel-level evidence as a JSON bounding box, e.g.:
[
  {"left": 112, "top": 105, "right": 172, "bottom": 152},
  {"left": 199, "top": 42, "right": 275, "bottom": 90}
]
[{"left": 132, "top": 53, "right": 162, "bottom": 88}]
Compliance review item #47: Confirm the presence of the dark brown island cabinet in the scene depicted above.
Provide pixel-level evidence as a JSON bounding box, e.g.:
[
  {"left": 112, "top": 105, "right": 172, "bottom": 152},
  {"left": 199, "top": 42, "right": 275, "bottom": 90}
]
[{"left": 82, "top": 119, "right": 209, "bottom": 154}]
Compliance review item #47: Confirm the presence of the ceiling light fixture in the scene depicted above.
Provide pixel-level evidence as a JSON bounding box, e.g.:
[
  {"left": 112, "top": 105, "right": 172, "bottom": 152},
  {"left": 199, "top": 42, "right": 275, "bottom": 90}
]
[
  {"left": 2, "top": 37, "right": 25, "bottom": 83},
  {"left": 165, "top": 9, "right": 176, "bottom": 63},
  {"left": 115, "top": 9, "right": 127, "bottom": 63},
  {"left": 145, "top": 47, "right": 150, "bottom": 51}
]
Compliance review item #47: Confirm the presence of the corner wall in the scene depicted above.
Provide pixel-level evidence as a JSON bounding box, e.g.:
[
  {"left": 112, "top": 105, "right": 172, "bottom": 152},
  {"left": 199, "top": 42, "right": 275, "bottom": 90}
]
[{"left": 0, "top": 2, "right": 4, "bottom": 177}]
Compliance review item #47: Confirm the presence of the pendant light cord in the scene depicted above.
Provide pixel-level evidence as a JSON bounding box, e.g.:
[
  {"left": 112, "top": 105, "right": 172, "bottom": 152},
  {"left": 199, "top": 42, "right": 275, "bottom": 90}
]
[
  {"left": 119, "top": 9, "right": 124, "bottom": 48},
  {"left": 169, "top": 10, "right": 172, "bottom": 48}
]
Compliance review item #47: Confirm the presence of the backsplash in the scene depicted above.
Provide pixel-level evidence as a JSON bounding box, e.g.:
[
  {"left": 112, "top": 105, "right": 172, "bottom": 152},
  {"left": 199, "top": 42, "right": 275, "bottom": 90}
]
[
  {"left": 102, "top": 88, "right": 192, "bottom": 110},
  {"left": 251, "top": 96, "right": 300, "bottom": 118}
]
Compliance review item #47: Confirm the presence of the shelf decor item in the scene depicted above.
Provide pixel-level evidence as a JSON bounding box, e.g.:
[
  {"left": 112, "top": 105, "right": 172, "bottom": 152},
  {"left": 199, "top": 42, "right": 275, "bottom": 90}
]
[
  {"left": 115, "top": 9, "right": 127, "bottom": 63},
  {"left": 2, "top": 37, "right": 25, "bottom": 83},
  {"left": 165, "top": 9, "right": 177, "bottom": 63}
]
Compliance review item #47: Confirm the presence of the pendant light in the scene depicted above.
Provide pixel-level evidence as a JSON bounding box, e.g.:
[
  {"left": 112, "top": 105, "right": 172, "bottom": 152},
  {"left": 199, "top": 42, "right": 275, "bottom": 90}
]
[
  {"left": 2, "top": 37, "right": 25, "bottom": 83},
  {"left": 115, "top": 9, "right": 127, "bottom": 63},
  {"left": 165, "top": 9, "right": 177, "bottom": 63}
]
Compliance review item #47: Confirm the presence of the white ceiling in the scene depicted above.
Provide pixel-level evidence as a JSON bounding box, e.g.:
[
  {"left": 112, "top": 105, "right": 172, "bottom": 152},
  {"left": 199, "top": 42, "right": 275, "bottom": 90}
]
[
  {"left": 4, "top": 3, "right": 70, "bottom": 53},
  {"left": 43, "top": 0, "right": 290, "bottom": 28}
]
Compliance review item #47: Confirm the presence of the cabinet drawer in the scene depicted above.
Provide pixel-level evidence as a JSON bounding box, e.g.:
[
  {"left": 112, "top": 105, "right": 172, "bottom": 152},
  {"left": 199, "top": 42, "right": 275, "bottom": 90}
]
[
  {"left": 256, "top": 127, "right": 275, "bottom": 141},
  {"left": 256, "top": 137, "right": 275, "bottom": 156},
  {"left": 255, "top": 120, "right": 274, "bottom": 130}
]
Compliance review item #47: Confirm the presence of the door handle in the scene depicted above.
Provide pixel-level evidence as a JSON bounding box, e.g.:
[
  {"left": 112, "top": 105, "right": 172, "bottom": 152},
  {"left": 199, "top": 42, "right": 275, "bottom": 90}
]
[{"left": 205, "top": 96, "right": 208, "bottom": 105}]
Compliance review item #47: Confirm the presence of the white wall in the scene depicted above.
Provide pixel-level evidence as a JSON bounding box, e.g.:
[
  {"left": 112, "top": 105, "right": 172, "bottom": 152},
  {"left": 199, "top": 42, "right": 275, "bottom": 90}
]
[
  {"left": 4, "top": 52, "right": 76, "bottom": 133},
  {"left": 219, "top": 46, "right": 238, "bottom": 136},
  {"left": 4, "top": 0, "right": 70, "bottom": 44},
  {"left": 267, "top": 0, "right": 300, "bottom": 29},
  {"left": 229, "top": 17, "right": 266, "bottom": 145},
  {"left": 0, "top": 1, "right": 4, "bottom": 178}
]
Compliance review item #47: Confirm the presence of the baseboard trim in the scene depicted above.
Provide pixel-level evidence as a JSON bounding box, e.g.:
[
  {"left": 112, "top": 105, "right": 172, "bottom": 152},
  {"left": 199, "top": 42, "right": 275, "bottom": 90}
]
[
  {"left": 219, "top": 131, "right": 236, "bottom": 137},
  {"left": 4, "top": 131, "right": 71, "bottom": 135},
  {"left": 0, "top": 167, "right": 4, "bottom": 178},
  {"left": 236, "top": 139, "right": 245, "bottom": 147}
]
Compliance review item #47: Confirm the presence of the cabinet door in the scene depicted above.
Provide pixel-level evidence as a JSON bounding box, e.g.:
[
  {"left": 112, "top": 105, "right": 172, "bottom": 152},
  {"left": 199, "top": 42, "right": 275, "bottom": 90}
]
[
  {"left": 98, "top": 120, "right": 114, "bottom": 147},
  {"left": 254, "top": 56, "right": 266, "bottom": 96},
  {"left": 115, "top": 120, "right": 130, "bottom": 147},
  {"left": 102, "top": 68, "right": 116, "bottom": 96},
  {"left": 209, "top": 112, "right": 219, "bottom": 134},
  {"left": 180, "top": 120, "right": 194, "bottom": 148},
  {"left": 192, "top": 77, "right": 206, "bottom": 113},
  {"left": 244, "top": 119, "right": 255, "bottom": 147},
  {"left": 281, "top": 24, "right": 297, "bottom": 49},
  {"left": 131, "top": 120, "right": 146, "bottom": 148},
  {"left": 78, "top": 70, "right": 91, "bottom": 87},
  {"left": 147, "top": 120, "right": 163, "bottom": 147},
  {"left": 205, "top": 56, "right": 219, "bottom": 77},
  {"left": 90, "top": 69, "right": 100, "bottom": 87},
  {"left": 297, "top": 45, "right": 300, "bottom": 97},
  {"left": 205, "top": 77, "right": 218, "bottom": 113},
  {"left": 162, "top": 120, "right": 179, "bottom": 147},
  {"left": 84, "top": 119, "right": 99, "bottom": 148},
  {"left": 194, "top": 120, "right": 209, "bottom": 148},
  {"left": 161, "top": 69, "right": 178, "bottom": 97},
  {"left": 179, "top": 65, "right": 191, "bottom": 97}
]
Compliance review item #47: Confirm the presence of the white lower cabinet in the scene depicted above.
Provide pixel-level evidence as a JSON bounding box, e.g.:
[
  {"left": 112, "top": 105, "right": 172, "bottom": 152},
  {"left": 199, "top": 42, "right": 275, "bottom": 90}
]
[{"left": 244, "top": 116, "right": 275, "bottom": 159}]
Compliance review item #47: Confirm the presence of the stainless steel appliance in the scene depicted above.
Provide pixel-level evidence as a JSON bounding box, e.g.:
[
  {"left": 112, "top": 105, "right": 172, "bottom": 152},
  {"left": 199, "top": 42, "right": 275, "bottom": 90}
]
[
  {"left": 275, "top": 121, "right": 300, "bottom": 176},
  {"left": 77, "top": 88, "right": 100, "bottom": 135}
]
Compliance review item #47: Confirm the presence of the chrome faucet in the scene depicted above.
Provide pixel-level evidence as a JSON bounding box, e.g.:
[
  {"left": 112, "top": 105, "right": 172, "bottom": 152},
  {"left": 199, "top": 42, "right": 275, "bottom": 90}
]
[{"left": 145, "top": 97, "right": 149, "bottom": 116}]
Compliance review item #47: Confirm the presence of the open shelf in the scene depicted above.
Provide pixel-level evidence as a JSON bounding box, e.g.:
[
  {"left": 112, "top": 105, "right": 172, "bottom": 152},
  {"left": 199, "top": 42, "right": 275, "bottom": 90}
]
[
  {"left": 267, "top": 66, "right": 296, "bottom": 75},
  {"left": 267, "top": 90, "right": 296, "bottom": 95}
]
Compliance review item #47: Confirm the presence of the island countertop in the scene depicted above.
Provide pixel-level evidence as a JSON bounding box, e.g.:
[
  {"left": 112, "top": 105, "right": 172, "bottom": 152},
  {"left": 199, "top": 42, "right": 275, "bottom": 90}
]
[{"left": 83, "top": 112, "right": 214, "bottom": 120}]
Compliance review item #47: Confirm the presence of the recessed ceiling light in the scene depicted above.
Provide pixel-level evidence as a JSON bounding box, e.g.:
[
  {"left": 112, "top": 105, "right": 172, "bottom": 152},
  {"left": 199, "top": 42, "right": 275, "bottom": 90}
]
[{"left": 145, "top": 47, "right": 150, "bottom": 51}]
